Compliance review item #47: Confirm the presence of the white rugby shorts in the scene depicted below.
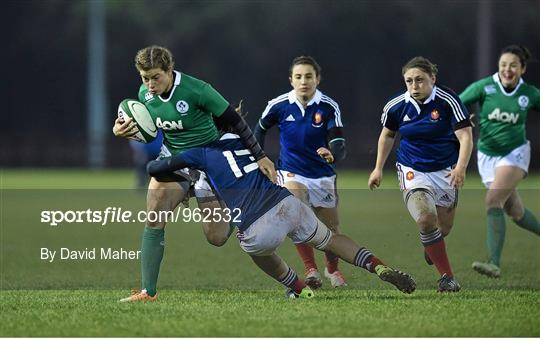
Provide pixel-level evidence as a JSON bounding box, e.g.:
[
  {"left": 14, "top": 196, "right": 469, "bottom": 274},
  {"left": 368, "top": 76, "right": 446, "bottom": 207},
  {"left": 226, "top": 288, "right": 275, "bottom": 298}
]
[
  {"left": 477, "top": 141, "right": 530, "bottom": 188},
  {"left": 277, "top": 170, "right": 337, "bottom": 208},
  {"left": 396, "top": 162, "right": 458, "bottom": 208},
  {"left": 237, "top": 196, "right": 329, "bottom": 255},
  {"left": 192, "top": 171, "right": 216, "bottom": 200}
]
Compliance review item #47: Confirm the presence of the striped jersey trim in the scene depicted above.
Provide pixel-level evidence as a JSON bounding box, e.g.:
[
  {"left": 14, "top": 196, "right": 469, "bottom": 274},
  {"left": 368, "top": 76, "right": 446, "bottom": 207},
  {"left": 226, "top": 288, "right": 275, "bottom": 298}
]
[
  {"left": 321, "top": 94, "right": 343, "bottom": 127},
  {"left": 261, "top": 93, "right": 289, "bottom": 119},
  {"left": 382, "top": 94, "right": 405, "bottom": 126},
  {"left": 435, "top": 87, "right": 466, "bottom": 122}
]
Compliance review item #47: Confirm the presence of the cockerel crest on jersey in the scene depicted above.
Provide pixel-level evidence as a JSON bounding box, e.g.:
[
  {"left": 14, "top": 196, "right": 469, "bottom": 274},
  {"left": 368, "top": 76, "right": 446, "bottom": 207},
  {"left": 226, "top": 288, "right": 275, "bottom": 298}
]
[{"left": 312, "top": 111, "right": 323, "bottom": 127}]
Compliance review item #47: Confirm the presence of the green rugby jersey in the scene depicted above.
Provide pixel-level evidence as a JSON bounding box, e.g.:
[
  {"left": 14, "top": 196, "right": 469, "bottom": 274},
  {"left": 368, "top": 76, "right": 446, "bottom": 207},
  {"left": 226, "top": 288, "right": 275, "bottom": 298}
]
[
  {"left": 460, "top": 73, "right": 540, "bottom": 156},
  {"left": 138, "top": 71, "right": 229, "bottom": 154}
]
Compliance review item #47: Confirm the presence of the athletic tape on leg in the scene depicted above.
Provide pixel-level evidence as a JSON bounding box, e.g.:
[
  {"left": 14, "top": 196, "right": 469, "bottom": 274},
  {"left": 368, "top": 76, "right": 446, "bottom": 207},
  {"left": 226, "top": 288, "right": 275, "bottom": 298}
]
[{"left": 305, "top": 221, "right": 333, "bottom": 250}]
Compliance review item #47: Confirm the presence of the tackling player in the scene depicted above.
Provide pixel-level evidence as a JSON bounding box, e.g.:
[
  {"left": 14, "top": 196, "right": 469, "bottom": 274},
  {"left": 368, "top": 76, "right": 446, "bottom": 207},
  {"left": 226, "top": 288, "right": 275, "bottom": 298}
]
[
  {"left": 142, "top": 133, "right": 416, "bottom": 300},
  {"left": 460, "top": 45, "right": 540, "bottom": 278},
  {"left": 253, "top": 56, "right": 347, "bottom": 288},
  {"left": 113, "top": 46, "right": 275, "bottom": 302},
  {"left": 368, "top": 56, "right": 473, "bottom": 292}
]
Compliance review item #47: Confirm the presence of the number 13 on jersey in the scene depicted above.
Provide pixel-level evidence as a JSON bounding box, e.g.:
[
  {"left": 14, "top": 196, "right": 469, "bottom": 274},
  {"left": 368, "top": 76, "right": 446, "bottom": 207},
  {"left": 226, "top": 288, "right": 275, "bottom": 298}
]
[{"left": 222, "top": 150, "right": 258, "bottom": 178}]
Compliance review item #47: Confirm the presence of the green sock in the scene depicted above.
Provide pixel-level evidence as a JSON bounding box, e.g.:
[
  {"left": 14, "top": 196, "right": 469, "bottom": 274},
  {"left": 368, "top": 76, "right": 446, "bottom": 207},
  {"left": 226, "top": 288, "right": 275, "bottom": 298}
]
[
  {"left": 514, "top": 208, "right": 540, "bottom": 235},
  {"left": 486, "top": 208, "right": 505, "bottom": 267},
  {"left": 141, "top": 226, "right": 165, "bottom": 297}
]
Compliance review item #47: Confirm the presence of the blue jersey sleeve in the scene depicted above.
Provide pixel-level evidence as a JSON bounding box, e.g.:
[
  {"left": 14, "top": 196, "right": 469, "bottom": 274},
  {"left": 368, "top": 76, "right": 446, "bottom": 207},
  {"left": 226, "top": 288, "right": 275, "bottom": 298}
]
[
  {"left": 381, "top": 104, "right": 400, "bottom": 131},
  {"left": 437, "top": 86, "right": 471, "bottom": 130},
  {"left": 451, "top": 98, "right": 470, "bottom": 130},
  {"left": 178, "top": 148, "right": 207, "bottom": 170},
  {"left": 326, "top": 102, "right": 343, "bottom": 130},
  {"left": 259, "top": 101, "right": 280, "bottom": 130},
  {"left": 147, "top": 147, "right": 206, "bottom": 182}
]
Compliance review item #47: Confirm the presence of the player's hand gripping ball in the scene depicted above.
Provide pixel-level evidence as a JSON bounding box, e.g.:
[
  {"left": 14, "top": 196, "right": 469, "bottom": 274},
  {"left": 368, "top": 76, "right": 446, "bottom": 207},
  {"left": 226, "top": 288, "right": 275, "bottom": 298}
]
[{"left": 117, "top": 99, "right": 157, "bottom": 143}]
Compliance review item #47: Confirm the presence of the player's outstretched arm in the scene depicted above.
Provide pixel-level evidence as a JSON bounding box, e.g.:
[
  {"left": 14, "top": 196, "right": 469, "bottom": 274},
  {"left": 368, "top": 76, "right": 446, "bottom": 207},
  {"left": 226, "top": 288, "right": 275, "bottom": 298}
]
[
  {"left": 146, "top": 156, "right": 191, "bottom": 183},
  {"left": 368, "top": 127, "right": 396, "bottom": 190}
]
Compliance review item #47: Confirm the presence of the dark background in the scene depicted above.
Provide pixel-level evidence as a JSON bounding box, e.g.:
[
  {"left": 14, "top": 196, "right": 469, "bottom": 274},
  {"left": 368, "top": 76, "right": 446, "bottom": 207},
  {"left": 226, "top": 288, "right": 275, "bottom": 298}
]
[{"left": 4, "top": 0, "right": 540, "bottom": 169}]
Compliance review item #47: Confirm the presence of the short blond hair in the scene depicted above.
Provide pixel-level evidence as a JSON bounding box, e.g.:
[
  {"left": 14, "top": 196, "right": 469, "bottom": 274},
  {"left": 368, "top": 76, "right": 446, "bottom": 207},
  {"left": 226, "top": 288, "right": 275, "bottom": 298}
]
[{"left": 135, "top": 45, "right": 174, "bottom": 72}]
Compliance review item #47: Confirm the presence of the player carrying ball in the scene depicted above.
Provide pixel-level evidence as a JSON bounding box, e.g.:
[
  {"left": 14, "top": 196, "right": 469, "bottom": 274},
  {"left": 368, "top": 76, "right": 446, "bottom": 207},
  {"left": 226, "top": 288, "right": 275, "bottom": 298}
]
[
  {"left": 114, "top": 46, "right": 275, "bottom": 302},
  {"left": 142, "top": 133, "right": 416, "bottom": 300}
]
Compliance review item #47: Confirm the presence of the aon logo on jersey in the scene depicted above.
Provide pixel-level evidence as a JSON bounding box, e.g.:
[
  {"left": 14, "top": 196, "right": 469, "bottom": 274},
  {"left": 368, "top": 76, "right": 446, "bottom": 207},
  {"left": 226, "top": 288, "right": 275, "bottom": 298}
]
[
  {"left": 156, "top": 117, "right": 184, "bottom": 130},
  {"left": 488, "top": 108, "right": 519, "bottom": 124}
]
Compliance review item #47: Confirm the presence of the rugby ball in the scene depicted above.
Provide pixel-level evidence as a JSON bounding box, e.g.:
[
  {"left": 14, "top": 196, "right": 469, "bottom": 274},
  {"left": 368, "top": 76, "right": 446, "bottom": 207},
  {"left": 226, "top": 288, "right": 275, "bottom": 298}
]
[{"left": 117, "top": 99, "right": 158, "bottom": 143}]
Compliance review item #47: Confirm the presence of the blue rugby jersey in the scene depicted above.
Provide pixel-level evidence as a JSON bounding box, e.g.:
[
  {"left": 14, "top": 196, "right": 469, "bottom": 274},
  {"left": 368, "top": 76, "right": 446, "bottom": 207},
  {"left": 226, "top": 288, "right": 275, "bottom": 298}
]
[
  {"left": 173, "top": 134, "right": 291, "bottom": 232},
  {"left": 258, "top": 89, "right": 343, "bottom": 178},
  {"left": 381, "top": 85, "right": 471, "bottom": 172}
]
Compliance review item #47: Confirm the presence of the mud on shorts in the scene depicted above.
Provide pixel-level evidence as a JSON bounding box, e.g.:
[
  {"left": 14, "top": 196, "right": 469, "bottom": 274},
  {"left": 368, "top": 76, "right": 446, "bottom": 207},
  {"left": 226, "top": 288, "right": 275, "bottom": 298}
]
[
  {"left": 237, "top": 196, "right": 332, "bottom": 256},
  {"left": 396, "top": 162, "right": 458, "bottom": 208}
]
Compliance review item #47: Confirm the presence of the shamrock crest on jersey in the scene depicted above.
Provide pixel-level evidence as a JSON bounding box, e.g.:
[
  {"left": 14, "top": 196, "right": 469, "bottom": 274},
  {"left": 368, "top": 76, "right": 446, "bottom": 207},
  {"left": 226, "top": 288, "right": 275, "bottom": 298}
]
[
  {"left": 518, "top": 95, "right": 529, "bottom": 110},
  {"left": 176, "top": 100, "right": 189, "bottom": 114}
]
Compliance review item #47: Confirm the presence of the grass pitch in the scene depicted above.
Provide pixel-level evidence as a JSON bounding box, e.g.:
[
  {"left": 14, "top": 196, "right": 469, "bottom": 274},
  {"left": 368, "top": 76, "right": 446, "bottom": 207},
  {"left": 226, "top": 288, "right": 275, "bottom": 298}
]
[
  {"left": 1, "top": 169, "right": 539, "bottom": 337},
  {"left": 2, "top": 290, "right": 538, "bottom": 337}
]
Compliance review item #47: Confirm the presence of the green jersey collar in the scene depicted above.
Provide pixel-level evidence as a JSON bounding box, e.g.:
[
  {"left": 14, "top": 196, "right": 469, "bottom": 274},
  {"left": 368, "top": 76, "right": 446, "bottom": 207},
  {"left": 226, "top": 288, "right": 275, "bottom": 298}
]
[
  {"left": 158, "top": 70, "right": 182, "bottom": 103},
  {"left": 492, "top": 73, "right": 524, "bottom": 97}
]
